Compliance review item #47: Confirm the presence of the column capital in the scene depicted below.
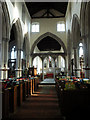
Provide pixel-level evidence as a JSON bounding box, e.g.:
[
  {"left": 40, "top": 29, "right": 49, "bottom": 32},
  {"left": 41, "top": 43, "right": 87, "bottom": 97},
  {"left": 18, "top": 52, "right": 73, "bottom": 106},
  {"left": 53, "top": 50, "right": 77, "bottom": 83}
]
[{"left": 2, "top": 37, "right": 9, "bottom": 42}]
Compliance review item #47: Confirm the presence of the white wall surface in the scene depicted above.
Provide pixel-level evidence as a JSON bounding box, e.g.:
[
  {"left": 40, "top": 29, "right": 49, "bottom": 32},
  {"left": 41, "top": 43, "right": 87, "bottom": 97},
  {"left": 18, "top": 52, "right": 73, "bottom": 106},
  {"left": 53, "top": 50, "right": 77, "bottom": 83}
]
[
  {"left": 6, "top": 1, "right": 31, "bottom": 44},
  {"left": 30, "top": 18, "right": 66, "bottom": 50}
]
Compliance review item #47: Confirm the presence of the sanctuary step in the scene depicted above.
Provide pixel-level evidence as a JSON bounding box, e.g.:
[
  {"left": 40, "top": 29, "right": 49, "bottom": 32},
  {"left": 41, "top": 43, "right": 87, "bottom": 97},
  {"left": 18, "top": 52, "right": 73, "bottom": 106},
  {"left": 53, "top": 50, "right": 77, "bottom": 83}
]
[{"left": 38, "top": 78, "right": 56, "bottom": 86}]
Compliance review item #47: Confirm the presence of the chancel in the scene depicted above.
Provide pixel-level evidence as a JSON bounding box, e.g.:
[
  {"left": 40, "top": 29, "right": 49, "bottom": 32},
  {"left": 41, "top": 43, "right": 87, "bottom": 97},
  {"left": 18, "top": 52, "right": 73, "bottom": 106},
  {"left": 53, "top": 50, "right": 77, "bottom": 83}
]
[{"left": 0, "top": 1, "right": 90, "bottom": 120}]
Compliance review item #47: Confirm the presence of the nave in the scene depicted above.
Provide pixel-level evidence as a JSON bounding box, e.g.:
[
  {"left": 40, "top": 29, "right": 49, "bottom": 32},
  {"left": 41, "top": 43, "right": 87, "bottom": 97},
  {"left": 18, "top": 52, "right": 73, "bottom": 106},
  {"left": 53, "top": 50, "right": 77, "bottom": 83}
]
[{"left": 1, "top": 1, "right": 90, "bottom": 120}]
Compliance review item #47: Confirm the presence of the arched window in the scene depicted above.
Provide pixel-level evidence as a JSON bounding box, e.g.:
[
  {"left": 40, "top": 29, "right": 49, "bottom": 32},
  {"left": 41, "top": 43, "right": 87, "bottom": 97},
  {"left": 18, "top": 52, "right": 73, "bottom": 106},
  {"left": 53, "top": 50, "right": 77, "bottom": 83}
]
[
  {"left": 57, "top": 21, "right": 65, "bottom": 32},
  {"left": 11, "top": 46, "right": 17, "bottom": 59},
  {"left": 32, "top": 22, "right": 39, "bottom": 32},
  {"left": 79, "top": 43, "right": 83, "bottom": 57},
  {"left": 21, "top": 50, "right": 23, "bottom": 59},
  {"left": 11, "top": 46, "right": 23, "bottom": 59}
]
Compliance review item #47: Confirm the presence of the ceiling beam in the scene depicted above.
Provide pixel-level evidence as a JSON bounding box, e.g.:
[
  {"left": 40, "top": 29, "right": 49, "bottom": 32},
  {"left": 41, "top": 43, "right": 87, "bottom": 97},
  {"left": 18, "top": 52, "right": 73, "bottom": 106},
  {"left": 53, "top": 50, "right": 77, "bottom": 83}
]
[
  {"left": 48, "top": 10, "right": 55, "bottom": 17},
  {"left": 31, "top": 52, "right": 66, "bottom": 57},
  {"left": 41, "top": 11, "right": 47, "bottom": 17}
]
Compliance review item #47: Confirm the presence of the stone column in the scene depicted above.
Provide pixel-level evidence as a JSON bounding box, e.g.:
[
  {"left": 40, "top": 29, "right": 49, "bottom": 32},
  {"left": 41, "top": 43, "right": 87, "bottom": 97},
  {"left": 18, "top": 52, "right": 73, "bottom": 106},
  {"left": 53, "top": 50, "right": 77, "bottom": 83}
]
[
  {"left": 0, "top": 6, "right": 3, "bottom": 79},
  {"left": 26, "top": 54, "right": 30, "bottom": 69},
  {"left": 83, "top": 38, "right": 88, "bottom": 77},
  {"left": 88, "top": 36, "right": 90, "bottom": 79},
  {"left": 16, "top": 49, "right": 22, "bottom": 78},
  {"left": 0, "top": 40, "right": 4, "bottom": 80},
  {"left": 74, "top": 48, "right": 79, "bottom": 77},
  {"left": 67, "top": 52, "right": 71, "bottom": 76},
  {"left": 3, "top": 38, "right": 9, "bottom": 79},
  {"left": 42, "top": 58, "right": 44, "bottom": 81},
  {"left": 53, "top": 57, "right": 56, "bottom": 80},
  {"left": 64, "top": 57, "right": 67, "bottom": 76},
  {"left": 30, "top": 56, "right": 33, "bottom": 67},
  {"left": 0, "top": 4, "right": 2, "bottom": 120},
  {"left": 57, "top": 56, "right": 59, "bottom": 68},
  {"left": 74, "top": 48, "right": 77, "bottom": 76},
  {"left": 58, "top": 56, "right": 61, "bottom": 68}
]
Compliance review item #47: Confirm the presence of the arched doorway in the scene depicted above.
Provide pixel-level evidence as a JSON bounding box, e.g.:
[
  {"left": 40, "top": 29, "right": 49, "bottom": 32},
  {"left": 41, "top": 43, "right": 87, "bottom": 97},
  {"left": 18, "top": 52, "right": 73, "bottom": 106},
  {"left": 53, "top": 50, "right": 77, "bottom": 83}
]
[
  {"left": 33, "top": 56, "right": 42, "bottom": 75},
  {"left": 43, "top": 56, "right": 55, "bottom": 79}
]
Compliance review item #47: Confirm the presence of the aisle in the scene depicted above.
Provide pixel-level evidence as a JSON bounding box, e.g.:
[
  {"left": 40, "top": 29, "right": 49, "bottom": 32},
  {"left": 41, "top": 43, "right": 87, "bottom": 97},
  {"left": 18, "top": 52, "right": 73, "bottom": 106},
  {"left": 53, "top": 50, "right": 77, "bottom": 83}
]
[
  {"left": 40, "top": 78, "right": 55, "bottom": 84},
  {"left": 9, "top": 85, "right": 64, "bottom": 120}
]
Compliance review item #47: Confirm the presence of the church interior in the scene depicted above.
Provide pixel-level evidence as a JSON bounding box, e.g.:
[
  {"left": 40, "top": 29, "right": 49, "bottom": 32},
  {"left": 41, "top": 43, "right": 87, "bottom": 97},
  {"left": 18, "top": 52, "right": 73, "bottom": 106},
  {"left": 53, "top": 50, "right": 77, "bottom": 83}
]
[{"left": 0, "top": 1, "right": 90, "bottom": 120}]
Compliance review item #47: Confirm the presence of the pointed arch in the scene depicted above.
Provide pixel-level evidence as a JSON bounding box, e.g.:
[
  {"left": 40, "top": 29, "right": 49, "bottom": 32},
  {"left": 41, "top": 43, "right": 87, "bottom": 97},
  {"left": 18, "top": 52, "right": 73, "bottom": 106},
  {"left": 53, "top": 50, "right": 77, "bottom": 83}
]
[
  {"left": 23, "top": 33, "right": 30, "bottom": 54},
  {"left": 30, "top": 32, "right": 67, "bottom": 55},
  {"left": 11, "top": 18, "right": 23, "bottom": 49},
  {"left": 2, "top": 2, "right": 10, "bottom": 40},
  {"left": 72, "top": 14, "right": 81, "bottom": 48},
  {"left": 80, "top": 2, "right": 87, "bottom": 36}
]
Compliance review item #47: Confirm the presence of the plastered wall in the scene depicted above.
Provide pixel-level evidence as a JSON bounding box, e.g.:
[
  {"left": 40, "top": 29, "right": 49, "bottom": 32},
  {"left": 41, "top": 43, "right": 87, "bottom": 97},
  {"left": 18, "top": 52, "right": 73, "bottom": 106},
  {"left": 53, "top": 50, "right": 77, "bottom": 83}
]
[{"left": 30, "top": 18, "right": 66, "bottom": 51}]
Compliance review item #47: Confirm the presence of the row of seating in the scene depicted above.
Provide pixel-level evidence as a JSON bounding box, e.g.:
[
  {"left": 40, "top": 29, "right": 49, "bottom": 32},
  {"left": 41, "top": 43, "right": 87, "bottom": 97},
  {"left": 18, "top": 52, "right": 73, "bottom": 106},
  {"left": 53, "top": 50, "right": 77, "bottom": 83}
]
[
  {"left": 55, "top": 76, "right": 90, "bottom": 119},
  {"left": 2, "top": 77, "right": 40, "bottom": 119}
]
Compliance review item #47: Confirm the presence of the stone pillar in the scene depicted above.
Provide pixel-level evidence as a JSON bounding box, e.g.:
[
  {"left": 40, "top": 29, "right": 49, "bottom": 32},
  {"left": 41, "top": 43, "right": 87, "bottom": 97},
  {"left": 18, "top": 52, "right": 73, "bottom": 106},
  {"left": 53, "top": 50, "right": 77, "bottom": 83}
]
[
  {"left": 26, "top": 54, "right": 30, "bottom": 69},
  {"left": 16, "top": 49, "right": 22, "bottom": 78},
  {"left": 74, "top": 48, "right": 79, "bottom": 77},
  {"left": 3, "top": 38, "right": 9, "bottom": 79},
  {"left": 0, "top": 3, "right": 2, "bottom": 120},
  {"left": 74, "top": 48, "right": 77, "bottom": 76},
  {"left": 0, "top": 44, "right": 3, "bottom": 79},
  {"left": 83, "top": 38, "right": 88, "bottom": 77},
  {"left": 53, "top": 57, "right": 56, "bottom": 80},
  {"left": 0, "top": 39, "right": 9, "bottom": 80},
  {"left": 30, "top": 56, "right": 33, "bottom": 67},
  {"left": 42, "top": 58, "right": 44, "bottom": 81},
  {"left": 57, "top": 56, "right": 59, "bottom": 68},
  {"left": 58, "top": 56, "right": 61, "bottom": 68},
  {"left": 64, "top": 57, "right": 67, "bottom": 76},
  {"left": 67, "top": 52, "right": 71, "bottom": 76},
  {"left": 0, "top": 40, "right": 4, "bottom": 80},
  {"left": 88, "top": 36, "right": 90, "bottom": 79}
]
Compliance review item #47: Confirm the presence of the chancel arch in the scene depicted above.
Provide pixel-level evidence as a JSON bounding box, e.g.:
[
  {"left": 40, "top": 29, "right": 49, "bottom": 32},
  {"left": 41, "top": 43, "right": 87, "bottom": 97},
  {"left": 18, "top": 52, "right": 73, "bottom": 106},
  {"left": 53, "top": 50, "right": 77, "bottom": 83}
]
[{"left": 30, "top": 32, "right": 67, "bottom": 55}]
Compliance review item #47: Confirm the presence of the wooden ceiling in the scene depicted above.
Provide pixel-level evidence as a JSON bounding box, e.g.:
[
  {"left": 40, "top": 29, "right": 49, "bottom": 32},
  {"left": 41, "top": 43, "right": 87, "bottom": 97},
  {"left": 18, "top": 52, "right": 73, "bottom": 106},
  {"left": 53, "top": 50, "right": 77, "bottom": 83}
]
[{"left": 25, "top": 2, "right": 68, "bottom": 18}]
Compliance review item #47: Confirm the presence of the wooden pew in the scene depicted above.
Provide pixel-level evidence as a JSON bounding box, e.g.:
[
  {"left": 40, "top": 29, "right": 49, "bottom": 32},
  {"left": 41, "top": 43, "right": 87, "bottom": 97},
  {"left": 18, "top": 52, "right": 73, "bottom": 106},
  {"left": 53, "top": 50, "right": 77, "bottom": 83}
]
[
  {"left": 9, "top": 86, "right": 17, "bottom": 113},
  {"left": 2, "top": 88, "right": 9, "bottom": 118}
]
